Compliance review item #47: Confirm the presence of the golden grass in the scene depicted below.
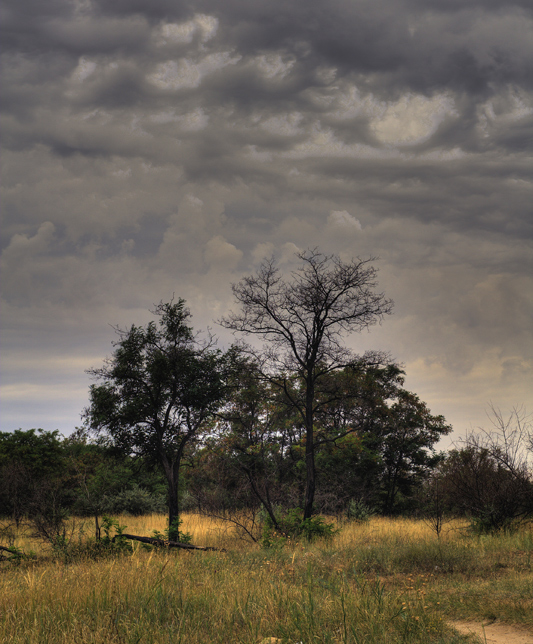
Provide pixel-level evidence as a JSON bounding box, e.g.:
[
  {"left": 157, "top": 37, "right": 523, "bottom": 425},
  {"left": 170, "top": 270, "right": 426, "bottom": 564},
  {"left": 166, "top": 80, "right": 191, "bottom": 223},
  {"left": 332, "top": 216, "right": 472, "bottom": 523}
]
[{"left": 1, "top": 514, "right": 532, "bottom": 643}]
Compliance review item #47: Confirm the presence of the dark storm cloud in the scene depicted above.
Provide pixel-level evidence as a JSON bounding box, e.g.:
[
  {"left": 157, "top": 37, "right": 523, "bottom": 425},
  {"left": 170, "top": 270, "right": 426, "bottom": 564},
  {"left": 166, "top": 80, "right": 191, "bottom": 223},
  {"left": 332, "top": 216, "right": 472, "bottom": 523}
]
[
  {"left": 1, "top": 0, "right": 532, "bottom": 436},
  {"left": 191, "top": 0, "right": 533, "bottom": 94}
]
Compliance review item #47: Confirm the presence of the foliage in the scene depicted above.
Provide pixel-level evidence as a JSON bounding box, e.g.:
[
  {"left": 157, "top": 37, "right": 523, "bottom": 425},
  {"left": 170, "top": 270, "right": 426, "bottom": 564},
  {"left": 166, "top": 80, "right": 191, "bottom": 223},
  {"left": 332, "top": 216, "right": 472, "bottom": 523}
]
[
  {"left": 102, "top": 485, "right": 166, "bottom": 516},
  {"left": 150, "top": 516, "right": 192, "bottom": 544},
  {"left": 346, "top": 498, "right": 375, "bottom": 522},
  {"left": 84, "top": 299, "right": 226, "bottom": 529},
  {"left": 261, "top": 507, "right": 338, "bottom": 548},
  {"left": 98, "top": 515, "right": 132, "bottom": 553},
  {"left": 432, "top": 406, "right": 533, "bottom": 533},
  {"left": 439, "top": 445, "right": 533, "bottom": 533},
  {"left": 0, "top": 429, "right": 69, "bottom": 524},
  {"left": 0, "top": 544, "right": 36, "bottom": 565},
  {"left": 313, "top": 365, "right": 452, "bottom": 513}
]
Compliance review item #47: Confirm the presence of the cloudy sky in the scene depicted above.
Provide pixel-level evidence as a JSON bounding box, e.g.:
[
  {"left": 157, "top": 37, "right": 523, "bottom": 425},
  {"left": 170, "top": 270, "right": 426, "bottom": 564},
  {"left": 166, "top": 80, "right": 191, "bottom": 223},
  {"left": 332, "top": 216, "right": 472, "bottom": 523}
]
[{"left": 1, "top": 0, "right": 532, "bottom": 442}]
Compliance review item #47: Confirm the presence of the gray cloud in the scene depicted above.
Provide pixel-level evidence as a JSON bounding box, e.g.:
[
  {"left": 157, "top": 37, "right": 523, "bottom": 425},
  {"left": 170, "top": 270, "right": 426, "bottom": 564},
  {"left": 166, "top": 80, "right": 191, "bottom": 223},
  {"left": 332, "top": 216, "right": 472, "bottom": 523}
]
[{"left": 1, "top": 0, "right": 532, "bottom": 437}]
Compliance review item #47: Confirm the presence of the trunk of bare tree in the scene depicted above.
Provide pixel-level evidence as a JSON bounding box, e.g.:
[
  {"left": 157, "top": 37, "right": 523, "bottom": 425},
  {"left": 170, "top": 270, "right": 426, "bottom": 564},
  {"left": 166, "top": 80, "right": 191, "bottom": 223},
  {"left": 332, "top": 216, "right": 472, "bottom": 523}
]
[{"left": 303, "top": 377, "right": 316, "bottom": 519}]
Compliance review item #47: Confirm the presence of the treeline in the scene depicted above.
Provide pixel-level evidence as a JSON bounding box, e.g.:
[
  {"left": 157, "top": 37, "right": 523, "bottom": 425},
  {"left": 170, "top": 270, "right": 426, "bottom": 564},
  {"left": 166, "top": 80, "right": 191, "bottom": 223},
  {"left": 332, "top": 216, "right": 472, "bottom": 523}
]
[
  {"left": 1, "top": 400, "right": 532, "bottom": 542},
  {"left": 2, "top": 250, "right": 532, "bottom": 542}
]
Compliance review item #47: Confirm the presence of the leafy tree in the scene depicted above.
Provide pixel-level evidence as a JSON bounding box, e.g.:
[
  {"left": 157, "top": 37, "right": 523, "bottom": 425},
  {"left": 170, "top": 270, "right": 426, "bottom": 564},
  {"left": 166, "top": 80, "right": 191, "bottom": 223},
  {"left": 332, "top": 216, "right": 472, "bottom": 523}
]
[
  {"left": 62, "top": 430, "right": 152, "bottom": 538},
  {"left": 378, "top": 391, "right": 451, "bottom": 512},
  {"left": 210, "top": 352, "right": 295, "bottom": 529},
  {"left": 84, "top": 300, "right": 226, "bottom": 536},
  {"left": 221, "top": 249, "right": 393, "bottom": 518},
  {"left": 309, "top": 365, "right": 451, "bottom": 513}
]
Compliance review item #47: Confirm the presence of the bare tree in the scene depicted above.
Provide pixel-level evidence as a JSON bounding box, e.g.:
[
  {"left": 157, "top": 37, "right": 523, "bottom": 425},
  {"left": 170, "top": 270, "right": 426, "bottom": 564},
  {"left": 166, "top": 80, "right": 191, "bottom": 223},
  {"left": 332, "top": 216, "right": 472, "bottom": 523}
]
[
  {"left": 478, "top": 404, "right": 532, "bottom": 476},
  {"left": 220, "top": 249, "right": 393, "bottom": 518}
]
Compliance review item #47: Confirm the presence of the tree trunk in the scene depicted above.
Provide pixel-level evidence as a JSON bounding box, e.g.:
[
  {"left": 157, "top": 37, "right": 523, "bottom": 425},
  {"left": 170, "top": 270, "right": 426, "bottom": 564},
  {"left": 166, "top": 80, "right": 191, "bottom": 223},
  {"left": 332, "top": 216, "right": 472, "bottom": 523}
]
[
  {"left": 303, "top": 377, "right": 316, "bottom": 520},
  {"left": 163, "top": 457, "right": 181, "bottom": 535},
  {"left": 94, "top": 513, "right": 101, "bottom": 541}
]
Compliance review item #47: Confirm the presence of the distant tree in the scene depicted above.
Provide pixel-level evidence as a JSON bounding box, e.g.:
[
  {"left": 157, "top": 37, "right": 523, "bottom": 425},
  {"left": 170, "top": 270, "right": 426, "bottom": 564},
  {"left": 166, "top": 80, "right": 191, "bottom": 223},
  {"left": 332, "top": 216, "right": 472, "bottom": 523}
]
[
  {"left": 84, "top": 300, "right": 226, "bottom": 537},
  {"left": 221, "top": 249, "right": 393, "bottom": 518},
  {"left": 0, "top": 429, "right": 66, "bottom": 525},
  {"left": 209, "top": 352, "right": 294, "bottom": 530}
]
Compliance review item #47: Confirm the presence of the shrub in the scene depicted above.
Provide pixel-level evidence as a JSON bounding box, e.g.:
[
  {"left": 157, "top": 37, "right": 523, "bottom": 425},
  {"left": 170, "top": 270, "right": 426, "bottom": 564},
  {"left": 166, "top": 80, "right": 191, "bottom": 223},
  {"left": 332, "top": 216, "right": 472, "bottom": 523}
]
[
  {"left": 102, "top": 485, "right": 166, "bottom": 516},
  {"left": 150, "top": 516, "right": 192, "bottom": 544},
  {"left": 346, "top": 498, "right": 375, "bottom": 522},
  {"left": 261, "top": 507, "right": 338, "bottom": 548}
]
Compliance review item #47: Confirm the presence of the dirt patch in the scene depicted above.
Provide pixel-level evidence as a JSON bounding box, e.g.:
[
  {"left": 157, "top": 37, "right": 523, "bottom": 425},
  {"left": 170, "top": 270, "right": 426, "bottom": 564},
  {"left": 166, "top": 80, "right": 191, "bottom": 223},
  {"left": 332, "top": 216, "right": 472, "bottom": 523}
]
[{"left": 451, "top": 620, "right": 533, "bottom": 644}]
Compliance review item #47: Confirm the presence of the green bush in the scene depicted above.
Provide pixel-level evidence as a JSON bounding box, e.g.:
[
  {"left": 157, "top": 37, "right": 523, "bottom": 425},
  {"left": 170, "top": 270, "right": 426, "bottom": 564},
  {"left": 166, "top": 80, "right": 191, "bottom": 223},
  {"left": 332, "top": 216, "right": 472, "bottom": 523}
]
[
  {"left": 103, "top": 486, "right": 166, "bottom": 516},
  {"left": 150, "top": 516, "right": 192, "bottom": 544},
  {"left": 469, "top": 509, "right": 523, "bottom": 535},
  {"left": 98, "top": 515, "right": 133, "bottom": 553},
  {"left": 261, "top": 507, "right": 338, "bottom": 548},
  {"left": 346, "top": 498, "right": 375, "bottom": 522}
]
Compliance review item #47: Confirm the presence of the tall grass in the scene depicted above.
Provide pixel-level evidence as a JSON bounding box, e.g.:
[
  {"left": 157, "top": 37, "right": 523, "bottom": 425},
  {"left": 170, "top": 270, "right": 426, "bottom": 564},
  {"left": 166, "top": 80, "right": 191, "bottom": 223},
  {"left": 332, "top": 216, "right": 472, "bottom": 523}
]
[{"left": 1, "top": 514, "right": 531, "bottom": 643}]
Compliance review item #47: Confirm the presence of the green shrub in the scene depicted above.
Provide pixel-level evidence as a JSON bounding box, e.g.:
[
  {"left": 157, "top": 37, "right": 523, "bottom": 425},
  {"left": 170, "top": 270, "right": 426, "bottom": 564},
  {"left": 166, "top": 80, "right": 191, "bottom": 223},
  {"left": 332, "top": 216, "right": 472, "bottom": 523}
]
[
  {"left": 149, "top": 516, "right": 192, "bottom": 545},
  {"left": 469, "top": 510, "right": 523, "bottom": 535},
  {"left": 103, "top": 485, "right": 166, "bottom": 516},
  {"left": 261, "top": 507, "right": 338, "bottom": 548},
  {"left": 346, "top": 498, "right": 375, "bottom": 522}
]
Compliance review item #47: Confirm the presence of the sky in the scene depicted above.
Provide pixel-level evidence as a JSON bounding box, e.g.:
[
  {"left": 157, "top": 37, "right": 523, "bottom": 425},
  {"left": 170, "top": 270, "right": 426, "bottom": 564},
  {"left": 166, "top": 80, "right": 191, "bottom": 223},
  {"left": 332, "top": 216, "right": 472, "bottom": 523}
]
[{"left": 1, "top": 0, "right": 532, "bottom": 444}]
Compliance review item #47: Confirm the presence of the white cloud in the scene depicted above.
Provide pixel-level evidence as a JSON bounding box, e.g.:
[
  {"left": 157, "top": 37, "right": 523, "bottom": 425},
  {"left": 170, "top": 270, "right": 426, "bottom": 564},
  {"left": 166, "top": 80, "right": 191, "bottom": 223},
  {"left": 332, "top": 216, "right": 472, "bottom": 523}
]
[
  {"left": 255, "top": 54, "right": 295, "bottom": 79},
  {"left": 2, "top": 222, "right": 56, "bottom": 261},
  {"left": 330, "top": 84, "right": 381, "bottom": 120},
  {"left": 283, "top": 125, "right": 405, "bottom": 160},
  {"left": 204, "top": 236, "right": 243, "bottom": 270},
  {"left": 328, "top": 210, "right": 362, "bottom": 230},
  {"left": 180, "top": 108, "right": 209, "bottom": 131},
  {"left": 150, "top": 107, "right": 209, "bottom": 130},
  {"left": 279, "top": 242, "right": 301, "bottom": 264},
  {"left": 244, "top": 145, "right": 273, "bottom": 162},
  {"left": 477, "top": 86, "right": 533, "bottom": 137},
  {"left": 370, "top": 93, "right": 457, "bottom": 146},
  {"left": 71, "top": 56, "right": 96, "bottom": 82},
  {"left": 251, "top": 241, "right": 274, "bottom": 264},
  {"left": 261, "top": 112, "right": 303, "bottom": 136}
]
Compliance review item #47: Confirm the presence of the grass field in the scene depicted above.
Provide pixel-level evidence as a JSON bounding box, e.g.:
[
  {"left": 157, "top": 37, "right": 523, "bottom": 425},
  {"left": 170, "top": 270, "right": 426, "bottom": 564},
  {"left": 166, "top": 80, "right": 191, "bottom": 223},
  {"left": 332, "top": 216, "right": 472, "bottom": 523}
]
[{"left": 1, "top": 514, "right": 532, "bottom": 643}]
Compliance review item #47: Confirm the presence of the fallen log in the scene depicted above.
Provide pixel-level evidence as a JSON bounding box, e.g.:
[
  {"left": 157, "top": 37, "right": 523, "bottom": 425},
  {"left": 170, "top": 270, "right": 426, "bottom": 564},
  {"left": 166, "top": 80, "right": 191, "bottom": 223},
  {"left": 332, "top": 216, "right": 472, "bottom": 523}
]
[
  {"left": 114, "top": 534, "right": 226, "bottom": 552},
  {"left": 0, "top": 545, "right": 23, "bottom": 561},
  {"left": 0, "top": 545, "right": 15, "bottom": 558}
]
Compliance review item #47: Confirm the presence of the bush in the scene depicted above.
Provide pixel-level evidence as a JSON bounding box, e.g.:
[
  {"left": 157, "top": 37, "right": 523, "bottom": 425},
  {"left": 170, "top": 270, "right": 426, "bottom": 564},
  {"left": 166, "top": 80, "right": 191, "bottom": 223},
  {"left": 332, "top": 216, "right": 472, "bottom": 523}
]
[
  {"left": 439, "top": 445, "right": 533, "bottom": 533},
  {"left": 261, "top": 507, "right": 338, "bottom": 548},
  {"left": 102, "top": 486, "right": 166, "bottom": 516},
  {"left": 346, "top": 498, "right": 375, "bottom": 522}
]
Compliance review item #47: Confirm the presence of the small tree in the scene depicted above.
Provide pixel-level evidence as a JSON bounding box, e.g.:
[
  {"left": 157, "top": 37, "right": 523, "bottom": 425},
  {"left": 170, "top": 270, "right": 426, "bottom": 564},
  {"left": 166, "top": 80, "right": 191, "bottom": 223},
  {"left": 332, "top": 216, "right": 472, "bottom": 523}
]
[
  {"left": 84, "top": 300, "right": 225, "bottom": 537},
  {"left": 440, "top": 406, "right": 533, "bottom": 532},
  {"left": 221, "top": 249, "right": 393, "bottom": 518}
]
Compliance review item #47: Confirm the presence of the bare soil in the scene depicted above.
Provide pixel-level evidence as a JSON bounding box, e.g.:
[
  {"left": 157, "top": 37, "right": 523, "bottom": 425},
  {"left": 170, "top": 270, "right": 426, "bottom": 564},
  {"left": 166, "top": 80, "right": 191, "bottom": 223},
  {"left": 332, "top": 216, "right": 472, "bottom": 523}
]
[{"left": 451, "top": 620, "right": 533, "bottom": 644}]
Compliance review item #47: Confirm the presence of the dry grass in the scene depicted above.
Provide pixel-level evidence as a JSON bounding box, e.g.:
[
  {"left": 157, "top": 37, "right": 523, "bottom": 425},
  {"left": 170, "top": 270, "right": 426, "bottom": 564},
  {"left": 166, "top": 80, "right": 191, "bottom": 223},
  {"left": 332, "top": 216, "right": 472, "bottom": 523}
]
[{"left": 0, "top": 514, "right": 531, "bottom": 643}]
